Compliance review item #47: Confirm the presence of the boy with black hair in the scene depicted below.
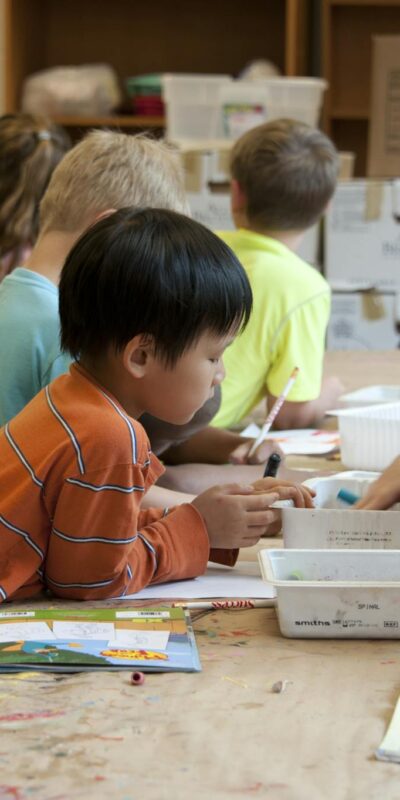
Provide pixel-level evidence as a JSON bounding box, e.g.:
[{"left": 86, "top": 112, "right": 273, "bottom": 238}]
[{"left": 0, "top": 208, "right": 312, "bottom": 602}]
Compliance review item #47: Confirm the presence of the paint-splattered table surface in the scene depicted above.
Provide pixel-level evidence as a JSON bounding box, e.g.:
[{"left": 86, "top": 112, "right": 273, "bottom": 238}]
[
  {"left": 2, "top": 350, "right": 400, "bottom": 800},
  {"left": 2, "top": 584, "right": 400, "bottom": 800}
]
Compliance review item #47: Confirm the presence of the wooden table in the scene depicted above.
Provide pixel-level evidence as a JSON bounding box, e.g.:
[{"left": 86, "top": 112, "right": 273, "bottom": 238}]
[{"left": 1, "top": 351, "right": 400, "bottom": 800}]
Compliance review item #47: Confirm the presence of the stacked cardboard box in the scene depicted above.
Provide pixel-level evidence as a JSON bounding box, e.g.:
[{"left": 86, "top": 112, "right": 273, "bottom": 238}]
[{"left": 326, "top": 36, "right": 400, "bottom": 351}]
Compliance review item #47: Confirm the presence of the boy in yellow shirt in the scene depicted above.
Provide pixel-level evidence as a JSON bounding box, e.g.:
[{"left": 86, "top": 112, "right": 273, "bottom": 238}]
[{"left": 212, "top": 119, "right": 343, "bottom": 431}]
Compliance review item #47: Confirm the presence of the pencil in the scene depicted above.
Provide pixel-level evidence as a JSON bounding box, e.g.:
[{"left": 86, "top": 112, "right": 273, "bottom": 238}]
[
  {"left": 172, "top": 599, "right": 275, "bottom": 610},
  {"left": 248, "top": 366, "right": 300, "bottom": 457}
]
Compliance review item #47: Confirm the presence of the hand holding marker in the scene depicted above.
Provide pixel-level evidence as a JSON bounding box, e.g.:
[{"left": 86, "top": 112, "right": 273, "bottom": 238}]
[{"left": 248, "top": 366, "right": 300, "bottom": 458}]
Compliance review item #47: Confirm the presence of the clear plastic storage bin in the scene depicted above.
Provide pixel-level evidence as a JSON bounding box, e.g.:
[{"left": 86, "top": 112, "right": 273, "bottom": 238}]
[
  {"left": 162, "top": 74, "right": 232, "bottom": 140},
  {"left": 219, "top": 78, "right": 327, "bottom": 138},
  {"left": 330, "top": 402, "right": 400, "bottom": 470}
]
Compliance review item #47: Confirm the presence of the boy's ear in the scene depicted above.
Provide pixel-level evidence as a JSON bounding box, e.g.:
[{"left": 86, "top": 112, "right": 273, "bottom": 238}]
[
  {"left": 231, "top": 179, "right": 247, "bottom": 214},
  {"left": 123, "top": 334, "right": 153, "bottom": 378},
  {"left": 90, "top": 208, "right": 117, "bottom": 227}
]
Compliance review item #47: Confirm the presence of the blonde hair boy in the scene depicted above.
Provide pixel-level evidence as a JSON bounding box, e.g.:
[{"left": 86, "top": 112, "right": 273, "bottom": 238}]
[
  {"left": 40, "top": 130, "right": 188, "bottom": 233},
  {"left": 0, "top": 130, "right": 188, "bottom": 426}
]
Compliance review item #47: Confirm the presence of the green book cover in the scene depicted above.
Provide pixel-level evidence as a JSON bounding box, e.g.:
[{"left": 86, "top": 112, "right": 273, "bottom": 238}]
[{"left": 0, "top": 607, "right": 201, "bottom": 673}]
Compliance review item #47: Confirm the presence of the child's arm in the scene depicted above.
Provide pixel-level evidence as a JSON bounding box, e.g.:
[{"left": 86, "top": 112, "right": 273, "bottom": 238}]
[
  {"left": 267, "top": 376, "right": 344, "bottom": 429},
  {"left": 355, "top": 457, "right": 400, "bottom": 510},
  {"left": 160, "top": 425, "right": 282, "bottom": 465},
  {"left": 45, "top": 465, "right": 312, "bottom": 599},
  {"left": 142, "top": 484, "right": 195, "bottom": 508},
  {"left": 46, "top": 464, "right": 212, "bottom": 600}
]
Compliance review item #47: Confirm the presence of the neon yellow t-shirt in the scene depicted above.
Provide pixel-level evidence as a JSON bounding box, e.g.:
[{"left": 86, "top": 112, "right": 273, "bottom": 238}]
[{"left": 212, "top": 229, "right": 331, "bottom": 429}]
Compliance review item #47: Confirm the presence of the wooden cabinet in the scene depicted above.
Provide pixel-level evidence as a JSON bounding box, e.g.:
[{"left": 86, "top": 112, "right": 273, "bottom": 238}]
[
  {"left": 4, "top": 0, "right": 312, "bottom": 134},
  {"left": 322, "top": 0, "right": 400, "bottom": 175}
]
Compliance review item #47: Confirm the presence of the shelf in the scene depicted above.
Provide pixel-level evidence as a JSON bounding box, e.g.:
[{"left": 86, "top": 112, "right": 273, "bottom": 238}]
[
  {"left": 322, "top": 0, "right": 400, "bottom": 174},
  {"left": 329, "top": 0, "right": 400, "bottom": 5},
  {"left": 331, "top": 108, "right": 369, "bottom": 119},
  {"left": 51, "top": 115, "right": 165, "bottom": 129}
]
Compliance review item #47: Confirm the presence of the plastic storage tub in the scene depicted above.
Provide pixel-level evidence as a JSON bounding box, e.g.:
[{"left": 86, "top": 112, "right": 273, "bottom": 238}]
[
  {"left": 281, "top": 471, "right": 400, "bottom": 550},
  {"left": 259, "top": 548, "right": 400, "bottom": 638},
  {"left": 162, "top": 74, "right": 232, "bottom": 140},
  {"left": 219, "top": 78, "right": 327, "bottom": 138},
  {"left": 330, "top": 402, "right": 400, "bottom": 470},
  {"left": 339, "top": 385, "right": 400, "bottom": 408}
]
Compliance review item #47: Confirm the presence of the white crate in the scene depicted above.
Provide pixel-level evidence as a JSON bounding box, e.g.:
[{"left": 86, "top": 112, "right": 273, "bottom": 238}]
[
  {"left": 219, "top": 78, "right": 327, "bottom": 138},
  {"left": 162, "top": 74, "right": 232, "bottom": 140},
  {"left": 339, "top": 385, "right": 400, "bottom": 408},
  {"left": 259, "top": 548, "right": 400, "bottom": 638},
  {"left": 163, "top": 75, "right": 327, "bottom": 142},
  {"left": 281, "top": 471, "right": 400, "bottom": 550},
  {"left": 330, "top": 402, "right": 400, "bottom": 470}
]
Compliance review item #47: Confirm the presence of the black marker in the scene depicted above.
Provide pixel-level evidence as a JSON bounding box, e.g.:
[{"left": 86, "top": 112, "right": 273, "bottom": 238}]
[{"left": 263, "top": 452, "right": 281, "bottom": 478}]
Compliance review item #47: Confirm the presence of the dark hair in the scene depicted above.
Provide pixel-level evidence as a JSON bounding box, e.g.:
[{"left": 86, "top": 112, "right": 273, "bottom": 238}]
[
  {"left": 231, "top": 118, "right": 339, "bottom": 231},
  {"left": 59, "top": 208, "right": 252, "bottom": 365}
]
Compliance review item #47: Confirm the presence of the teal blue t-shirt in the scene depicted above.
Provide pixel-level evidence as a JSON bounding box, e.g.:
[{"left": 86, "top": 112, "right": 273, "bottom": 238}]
[{"left": 0, "top": 268, "right": 72, "bottom": 426}]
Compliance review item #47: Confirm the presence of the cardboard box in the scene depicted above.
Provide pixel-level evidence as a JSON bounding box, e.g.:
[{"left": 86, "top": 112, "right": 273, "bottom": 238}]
[
  {"left": 325, "top": 180, "right": 400, "bottom": 290},
  {"left": 327, "top": 290, "right": 400, "bottom": 350},
  {"left": 180, "top": 145, "right": 321, "bottom": 267},
  {"left": 368, "top": 36, "right": 400, "bottom": 178}
]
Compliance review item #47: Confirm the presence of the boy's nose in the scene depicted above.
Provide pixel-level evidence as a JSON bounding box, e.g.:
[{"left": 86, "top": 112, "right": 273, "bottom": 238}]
[{"left": 213, "top": 362, "right": 225, "bottom": 385}]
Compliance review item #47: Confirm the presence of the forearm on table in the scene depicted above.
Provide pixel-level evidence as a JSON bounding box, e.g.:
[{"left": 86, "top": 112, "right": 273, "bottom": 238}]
[
  {"left": 142, "top": 483, "right": 195, "bottom": 508},
  {"left": 272, "top": 397, "right": 325, "bottom": 429},
  {"left": 269, "top": 377, "right": 340, "bottom": 430},
  {"left": 161, "top": 425, "right": 246, "bottom": 465}
]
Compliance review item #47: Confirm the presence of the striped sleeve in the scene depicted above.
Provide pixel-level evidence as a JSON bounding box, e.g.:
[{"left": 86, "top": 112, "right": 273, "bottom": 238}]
[{"left": 45, "top": 463, "right": 211, "bottom": 599}]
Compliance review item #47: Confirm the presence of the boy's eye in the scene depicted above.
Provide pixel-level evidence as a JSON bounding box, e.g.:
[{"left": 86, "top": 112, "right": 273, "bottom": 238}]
[{"left": 209, "top": 358, "right": 219, "bottom": 364}]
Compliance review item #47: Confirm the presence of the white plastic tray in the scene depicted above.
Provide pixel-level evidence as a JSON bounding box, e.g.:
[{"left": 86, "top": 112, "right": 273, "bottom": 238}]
[
  {"left": 329, "top": 402, "right": 400, "bottom": 471},
  {"left": 339, "top": 385, "right": 400, "bottom": 408},
  {"left": 259, "top": 548, "right": 400, "bottom": 638},
  {"left": 282, "top": 471, "right": 400, "bottom": 550}
]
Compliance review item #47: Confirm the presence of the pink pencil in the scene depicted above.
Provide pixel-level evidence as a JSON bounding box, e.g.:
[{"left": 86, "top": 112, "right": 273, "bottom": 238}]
[{"left": 248, "top": 366, "right": 300, "bottom": 457}]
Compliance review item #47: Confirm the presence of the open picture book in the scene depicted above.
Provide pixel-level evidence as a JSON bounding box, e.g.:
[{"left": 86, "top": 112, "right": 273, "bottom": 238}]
[{"left": 0, "top": 607, "right": 201, "bottom": 673}]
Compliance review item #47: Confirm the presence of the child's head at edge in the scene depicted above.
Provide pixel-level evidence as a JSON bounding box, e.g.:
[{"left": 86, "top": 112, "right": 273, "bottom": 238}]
[
  {"left": 0, "top": 112, "right": 70, "bottom": 272},
  {"left": 230, "top": 118, "right": 339, "bottom": 237},
  {"left": 59, "top": 207, "right": 252, "bottom": 425}
]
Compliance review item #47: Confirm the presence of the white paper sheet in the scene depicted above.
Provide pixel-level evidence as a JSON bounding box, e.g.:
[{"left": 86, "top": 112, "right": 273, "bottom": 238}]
[
  {"left": 123, "top": 561, "right": 275, "bottom": 601},
  {"left": 0, "top": 621, "right": 56, "bottom": 642},
  {"left": 107, "top": 630, "right": 170, "bottom": 651},
  {"left": 52, "top": 621, "right": 115, "bottom": 640},
  {"left": 241, "top": 424, "right": 339, "bottom": 455}
]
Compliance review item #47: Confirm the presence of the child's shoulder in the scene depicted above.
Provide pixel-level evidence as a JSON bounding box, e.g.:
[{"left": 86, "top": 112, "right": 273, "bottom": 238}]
[
  {"left": 49, "top": 369, "right": 152, "bottom": 471},
  {"left": 0, "top": 268, "right": 58, "bottom": 321}
]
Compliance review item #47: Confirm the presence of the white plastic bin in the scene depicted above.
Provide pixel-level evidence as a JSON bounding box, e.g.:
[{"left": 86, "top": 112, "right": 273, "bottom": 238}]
[
  {"left": 259, "top": 548, "right": 400, "bottom": 638},
  {"left": 162, "top": 74, "right": 232, "bottom": 140},
  {"left": 282, "top": 471, "right": 400, "bottom": 549},
  {"left": 219, "top": 78, "right": 327, "bottom": 138},
  {"left": 330, "top": 402, "right": 400, "bottom": 470},
  {"left": 339, "top": 385, "right": 400, "bottom": 408}
]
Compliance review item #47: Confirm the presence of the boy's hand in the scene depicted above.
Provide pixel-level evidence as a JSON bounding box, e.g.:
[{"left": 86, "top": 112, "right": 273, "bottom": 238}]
[
  {"left": 252, "top": 477, "right": 315, "bottom": 508},
  {"left": 228, "top": 438, "right": 284, "bottom": 466},
  {"left": 192, "top": 483, "right": 280, "bottom": 549},
  {"left": 355, "top": 457, "right": 400, "bottom": 510},
  {"left": 192, "top": 480, "right": 312, "bottom": 549}
]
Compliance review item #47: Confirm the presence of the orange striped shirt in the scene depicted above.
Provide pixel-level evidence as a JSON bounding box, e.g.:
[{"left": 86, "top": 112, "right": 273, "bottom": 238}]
[{"left": 0, "top": 364, "right": 237, "bottom": 602}]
